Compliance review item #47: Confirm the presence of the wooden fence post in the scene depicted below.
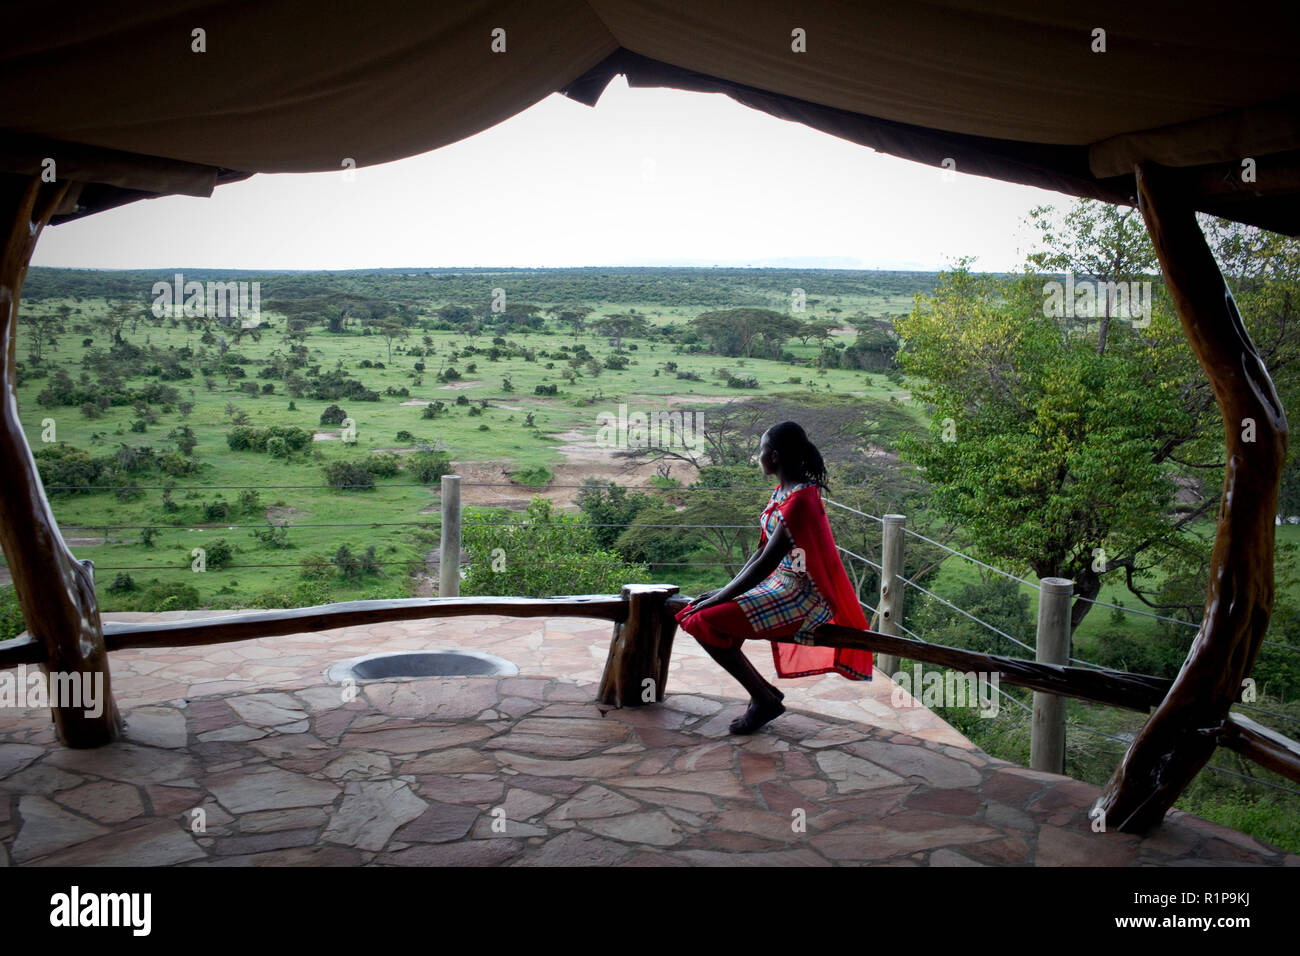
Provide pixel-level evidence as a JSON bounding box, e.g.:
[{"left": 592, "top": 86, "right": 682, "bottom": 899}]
[
  {"left": 598, "top": 584, "right": 679, "bottom": 707},
  {"left": 875, "top": 513, "right": 906, "bottom": 678},
  {"left": 1032, "top": 577, "right": 1073, "bottom": 774},
  {"left": 439, "top": 474, "right": 461, "bottom": 597}
]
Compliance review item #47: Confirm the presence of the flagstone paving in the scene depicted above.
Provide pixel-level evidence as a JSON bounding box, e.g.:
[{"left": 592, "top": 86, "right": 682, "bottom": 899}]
[{"left": 0, "top": 611, "right": 1296, "bottom": 866}]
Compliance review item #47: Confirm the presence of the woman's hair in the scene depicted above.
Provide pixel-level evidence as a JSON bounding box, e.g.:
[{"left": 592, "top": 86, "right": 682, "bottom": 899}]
[{"left": 767, "top": 420, "right": 829, "bottom": 492}]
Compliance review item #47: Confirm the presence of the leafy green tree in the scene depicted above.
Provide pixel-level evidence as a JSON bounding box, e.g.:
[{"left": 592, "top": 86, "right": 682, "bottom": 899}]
[
  {"left": 896, "top": 260, "right": 1186, "bottom": 632},
  {"left": 1026, "top": 199, "right": 1157, "bottom": 351},
  {"left": 575, "top": 481, "right": 656, "bottom": 549},
  {"left": 461, "top": 497, "right": 647, "bottom": 597}
]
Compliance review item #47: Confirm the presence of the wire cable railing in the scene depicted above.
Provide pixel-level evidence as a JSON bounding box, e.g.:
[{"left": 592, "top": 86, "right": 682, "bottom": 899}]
[{"left": 897, "top": 573, "right": 1039, "bottom": 657}]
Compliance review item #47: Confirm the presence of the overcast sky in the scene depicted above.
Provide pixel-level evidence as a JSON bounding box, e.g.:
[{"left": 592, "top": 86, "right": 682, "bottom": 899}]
[{"left": 33, "top": 77, "right": 1070, "bottom": 273}]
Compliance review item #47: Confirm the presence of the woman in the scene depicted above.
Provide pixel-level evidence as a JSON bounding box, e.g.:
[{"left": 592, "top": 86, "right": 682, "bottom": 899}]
[{"left": 676, "top": 421, "right": 873, "bottom": 735}]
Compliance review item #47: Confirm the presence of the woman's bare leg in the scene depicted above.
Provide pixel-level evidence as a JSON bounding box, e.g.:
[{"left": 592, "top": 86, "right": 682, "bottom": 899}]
[{"left": 697, "top": 641, "right": 785, "bottom": 733}]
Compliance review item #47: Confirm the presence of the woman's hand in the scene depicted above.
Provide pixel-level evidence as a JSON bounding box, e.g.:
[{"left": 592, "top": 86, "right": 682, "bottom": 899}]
[{"left": 683, "top": 588, "right": 720, "bottom": 613}]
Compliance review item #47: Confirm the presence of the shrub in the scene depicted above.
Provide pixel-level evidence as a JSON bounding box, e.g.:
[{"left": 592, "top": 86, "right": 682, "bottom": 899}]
[
  {"left": 462, "top": 497, "right": 647, "bottom": 598},
  {"left": 250, "top": 523, "right": 290, "bottom": 549},
  {"left": 132, "top": 582, "right": 201, "bottom": 612},
  {"left": 238, "top": 488, "right": 261, "bottom": 514},
  {"left": 226, "top": 425, "right": 313, "bottom": 453},
  {"left": 246, "top": 581, "right": 332, "bottom": 609},
  {"left": 510, "top": 465, "right": 552, "bottom": 487},
  {"left": 396, "top": 430, "right": 415, "bottom": 442},
  {"left": 409, "top": 450, "right": 454, "bottom": 483},
  {"left": 366, "top": 453, "right": 402, "bottom": 478},
  {"left": 203, "top": 498, "right": 231, "bottom": 521},
  {"left": 332, "top": 543, "right": 381, "bottom": 581},
  {"left": 298, "top": 552, "right": 334, "bottom": 581},
  {"left": 322, "top": 461, "right": 374, "bottom": 490},
  {"left": 202, "top": 538, "right": 234, "bottom": 569},
  {"left": 107, "top": 573, "right": 137, "bottom": 594},
  {"left": 320, "top": 404, "right": 348, "bottom": 426},
  {"left": 534, "top": 383, "right": 558, "bottom": 396},
  {"left": 34, "top": 444, "right": 103, "bottom": 495}
]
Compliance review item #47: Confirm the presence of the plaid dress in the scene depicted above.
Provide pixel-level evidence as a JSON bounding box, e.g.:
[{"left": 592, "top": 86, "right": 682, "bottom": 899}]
[{"left": 733, "top": 482, "right": 834, "bottom": 645}]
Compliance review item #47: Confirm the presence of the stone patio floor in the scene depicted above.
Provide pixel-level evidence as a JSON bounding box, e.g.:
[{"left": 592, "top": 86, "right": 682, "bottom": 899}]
[{"left": 1, "top": 610, "right": 1296, "bottom": 866}]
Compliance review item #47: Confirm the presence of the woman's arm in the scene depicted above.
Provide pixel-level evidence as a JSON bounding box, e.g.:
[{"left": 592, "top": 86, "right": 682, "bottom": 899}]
[{"left": 686, "top": 523, "right": 794, "bottom": 613}]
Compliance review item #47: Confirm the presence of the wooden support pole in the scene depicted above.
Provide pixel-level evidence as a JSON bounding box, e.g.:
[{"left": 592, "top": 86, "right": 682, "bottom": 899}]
[
  {"left": 438, "top": 473, "right": 461, "bottom": 597},
  {"left": 598, "top": 584, "right": 679, "bottom": 707},
  {"left": 1031, "top": 577, "right": 1072, "bottom": 775},
  {"left": 874, "top": 513, "right": 905, "bottom": 678},
  {"left": 1095, "top": 162, "right": 1289, "bottom": 832},
  {"left": 0, "top": 173, "right": 121, "bottom": 747}
]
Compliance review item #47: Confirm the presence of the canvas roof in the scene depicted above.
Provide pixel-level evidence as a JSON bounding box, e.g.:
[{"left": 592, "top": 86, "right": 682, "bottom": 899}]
[{"left": 1, "top": 1, "right": 1297, "bottom": 231}]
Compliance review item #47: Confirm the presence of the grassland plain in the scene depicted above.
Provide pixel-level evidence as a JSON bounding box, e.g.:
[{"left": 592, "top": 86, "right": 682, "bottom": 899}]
[{"left": 8, "top": 267, "right": 922, "bottom": 613}]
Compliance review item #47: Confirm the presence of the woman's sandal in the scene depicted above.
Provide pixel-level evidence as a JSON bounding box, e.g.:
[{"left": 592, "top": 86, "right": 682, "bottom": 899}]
[{"left": 729, "top": 694, "right": 786, "bottom": 735}]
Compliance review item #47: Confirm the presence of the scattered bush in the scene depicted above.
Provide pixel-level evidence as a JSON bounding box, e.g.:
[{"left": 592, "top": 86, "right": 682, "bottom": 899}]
[
  {"left": 322, "top": 462, "right": 375, "bottom": 490},
  {"left": 107, "top": 573, "right": 137, "bottom": 594},
  {"left": 409, "top": 450, "right": 454, "bottom": 483},
  {"left": 226, "top": 425, "right": 313, "bottom": 454},
  {"left": 366, "top": 453, "right": 402, "bottom": 478},
  {"left": 510, "top": 465, "right": 552, "bottom": 487}
]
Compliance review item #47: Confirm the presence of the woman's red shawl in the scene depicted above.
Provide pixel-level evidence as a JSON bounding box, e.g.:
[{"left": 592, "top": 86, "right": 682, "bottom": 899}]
[{"left": 767, "top": 484, "right": 874, "bottom": 681}]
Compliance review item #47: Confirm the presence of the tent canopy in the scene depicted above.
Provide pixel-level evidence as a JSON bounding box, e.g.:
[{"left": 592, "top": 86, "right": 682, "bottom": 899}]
[{"left": 1, "top": 0, "right": 1297, "bottom": 231}]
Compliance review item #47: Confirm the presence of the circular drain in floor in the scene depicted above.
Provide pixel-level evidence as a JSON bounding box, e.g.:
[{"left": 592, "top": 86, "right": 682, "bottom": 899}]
[{"left": 326, "top": 649, "right": 518, "bottom": 682}]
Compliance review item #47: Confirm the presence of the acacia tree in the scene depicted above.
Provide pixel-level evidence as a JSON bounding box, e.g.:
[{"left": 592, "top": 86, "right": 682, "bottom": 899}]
[
  {"left": 691, "top": 308, "right": 800, "bottom": 358},
  {"left": 1026, "top": 200, "right": 1157, "bottom": 352},
  {"left": 369, "top": 316, "right": 409, "bottom": 363},
  {"left": 22, "top": 306, "right": 66, "bottom": 362},
  {"left": 592, "top": 313, "right": 648, "bottom": 349},
  {"left": 552, "top": 306, "right": 592, "bottom": 340}
]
